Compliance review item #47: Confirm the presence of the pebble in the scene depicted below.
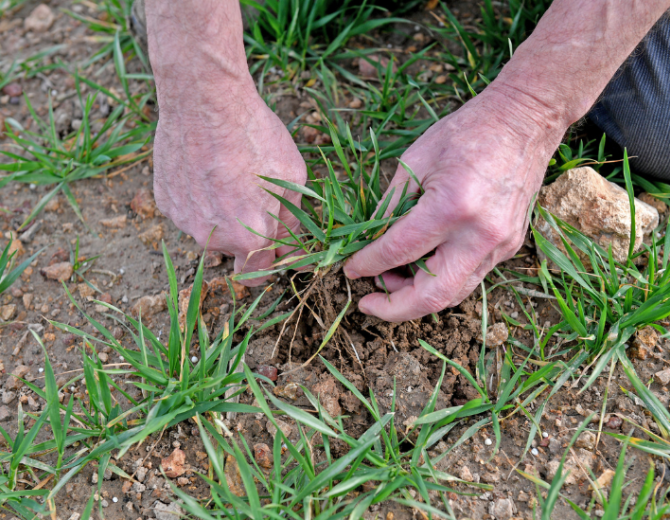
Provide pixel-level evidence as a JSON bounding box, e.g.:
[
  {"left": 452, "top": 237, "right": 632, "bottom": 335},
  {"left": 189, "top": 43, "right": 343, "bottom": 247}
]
[{"left": 257, "top": 365, "right": 278, "bottom": 382}]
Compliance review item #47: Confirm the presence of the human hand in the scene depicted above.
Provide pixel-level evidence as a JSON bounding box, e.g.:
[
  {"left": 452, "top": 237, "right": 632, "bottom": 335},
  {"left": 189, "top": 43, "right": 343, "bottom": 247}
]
[
  {"left": 152, "top": 84, "right": 306, "bottom": 286},
  {"left": 343, "top": 86, "right": 567, "bottom": 321}
]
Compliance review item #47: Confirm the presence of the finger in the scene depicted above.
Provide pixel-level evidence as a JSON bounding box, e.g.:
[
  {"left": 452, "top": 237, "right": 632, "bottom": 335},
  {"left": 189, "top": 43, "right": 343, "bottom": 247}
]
[
  {"left": 234, "top": 248, "right": 275, "bottom": 287},
  {"left": 374, "top": 271, "right": 413, "bottom": 292},
  {"left": 344, "top": 191, "right": 447, "bottom": 279},
  {"left": 357, "top": 237, "right": 482, "bottom": 322}
]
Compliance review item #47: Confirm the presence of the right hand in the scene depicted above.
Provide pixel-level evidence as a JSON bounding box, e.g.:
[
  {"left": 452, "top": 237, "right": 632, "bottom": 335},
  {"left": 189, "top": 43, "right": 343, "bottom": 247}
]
[{"left": 152, "top": 83, "right": 307, "bottom": 286}]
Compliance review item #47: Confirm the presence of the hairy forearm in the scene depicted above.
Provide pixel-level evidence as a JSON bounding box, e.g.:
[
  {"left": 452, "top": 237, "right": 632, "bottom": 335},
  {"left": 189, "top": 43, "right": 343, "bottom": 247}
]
[
  {"left": 144, "top": 0, "right": 255, "bottom": 117},
  {"left": 492, "top": 1, "right": 670, "bottom": 133}
]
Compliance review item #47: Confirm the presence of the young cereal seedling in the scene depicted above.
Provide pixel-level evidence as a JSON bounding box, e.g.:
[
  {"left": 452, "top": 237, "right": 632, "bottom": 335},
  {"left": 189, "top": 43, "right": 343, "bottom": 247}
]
[
  {"left": 0, "top": 83, "right": 153, "bottom": 230},
  {"left": 169, "top": 357, "right": 490, "bottom": 519}
]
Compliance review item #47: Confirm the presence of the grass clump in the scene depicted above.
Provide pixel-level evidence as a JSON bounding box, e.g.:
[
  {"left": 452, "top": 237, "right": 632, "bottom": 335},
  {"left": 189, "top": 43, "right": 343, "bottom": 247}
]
[
  {"left": 0, "top": 83, "right": 153, "bottom": 229},
  {"left": 0, "top": 239, "right": 40, "bottom": 300},
  {"left": 243, "top": 0, "right": 407, "bottom": 81},
  {"left": 170, "top": 357, "right": 489, "bottom": 519}
]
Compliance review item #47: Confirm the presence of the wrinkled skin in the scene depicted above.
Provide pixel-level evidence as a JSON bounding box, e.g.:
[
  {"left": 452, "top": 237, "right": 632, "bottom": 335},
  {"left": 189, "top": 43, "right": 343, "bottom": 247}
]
[
  {"left": 343, "top": 87, "right": 564, "bottom": 321},
  {"left": 153, "top": 86, "right": 306, "bottom": 286}
]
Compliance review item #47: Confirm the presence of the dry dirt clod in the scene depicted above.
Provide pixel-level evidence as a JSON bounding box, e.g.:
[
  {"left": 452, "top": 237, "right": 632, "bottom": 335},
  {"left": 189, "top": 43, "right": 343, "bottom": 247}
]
[
  {"left": 0, "top": 406, "right": 11, "bottom": 422},
  {"left": 639, "top": 192, "right": 668, "bottom": 214},
  {"left": 178, "top": 281, "right": 209, "bottom": 331},
  {"left": 655, "top": 368, "right": 670, "bottom": 386},
  {"left": 154, "top": 501, "right": 184, "bottom": 520},
  {"left": 224, "top": 454, "right": 246, "bottom": 497},
  {"left": 591, "top": 469, "right": 616, "bottom": 500},
  {"left": 100, "top": 215, "right": 127, "bottom": 229},
  {"left": 0, "top": 304, "right": 16, "bottom": 321},
  {"left": 575, "top": 431, "right": 596, "bottom": 450},
  {"left": 132, "top": 293, "right": 167, "bottom": 318},
  {"left": 481, "top": 322, "right": 508, "bottom": 347},
  {"left": 458, "top": 465, "right": 474, "bottom": 482},
  {"left": 138, "top": 223, "right": 165, "bottom": 248},
  {"left": 631, "top": 326, "right": 659, "bottom": 360},
  {"left": 535, "top": 167, "right": 659, "bottom": 264},
  {"left": 24, "top": 4, "right": 55, "bottom": 32},
  {"left": 121, "top": 480, "right": 132, "bottom": 494},
  {"left": 230, "top": 280, "right": 249, "bottom": 300},
  {"left": 161, "top": 448, "right": 186, "bottom": 479},
  {"left": 203, "top": 251, "right": 223, "bottom": 268},
  {"left": 7, "top": 365, "right": 30, "bottom": 390},
  {"left": 40, "top": 262, "right": 73, "bottom": 282},
  {"left": 130, "top": 188, "right": 157, "bottom": 219},
  {"left": 254, "top": 443, "right": 273, "bottom": 469}
]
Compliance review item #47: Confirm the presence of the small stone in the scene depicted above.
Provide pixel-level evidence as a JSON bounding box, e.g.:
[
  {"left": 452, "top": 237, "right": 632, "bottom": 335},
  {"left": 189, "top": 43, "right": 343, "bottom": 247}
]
[
  {"left": 575, "top": 431, "right": 596, "bottom": 451},
  {"left": 548, "top": 437, "right": 562, "bottom": 455},
  {"left": 0, "top": 406, "right": 11, "bottom": 421},
  {"left": 203, "top": 251, "right": 223, "bottom": 268},
  {"left": 434, "top": 74, "right": 447, "bottom": 84},
  {"left": 24, "top": 4, "right": 55, "bottom": 32},
  {"left": 122, "top": 480, "right": 132, "bottom": 493},
  {"left": 132, "top": 294, "right": 166, "bottom": 317},
  {"left": 161, "top": 448, "right": 186, "bottom": 478},
  {"left": 257, "top": 365, "right": 278, "bottom": 382},
  {"left": 536, "top": 167, "right": 659, "bottom": 264},
  {"left": 0, "top": 304, "right": 16, "bottom": 321},
  {"left": 490, "top": 498, "right": 515, "bottom": 520},
  {"left": 607, "top": 415, "right": 623, "bottom": 429},
  {"left": 2, "top": 392, "right": 16, "bottom": 405},
  {"left": 2, "top": 83, "right": 22, "bottom": 97},
  {"left": 481, "top": 471, "right": 500, "bottom": 484},
  {"left": 655, "top": 368, "right": 670, "bottom": 386},
  {"left": 101, "top": 499, "right": 109, "bottom": 508},
  {"left": 154, "top": 501, "right": 184, "bottom": 520},
  {"left": 22, "top": 293, "right": 33, "bottom": 309},
  {"left": 100, "top": 215, "right": 127, "bottom": 229},
  {"left": 104, "top": 468, "right": 112, "bottom": 480},
  {"left": 517, "top": 490, "right": 529, "bottom": 503},
  {"left": 132, "top": 482, "right": 146, "bottom": 493},
  {"left": 98, "top": 352, "right": 108, "bottom": 363},
  {"left": 459, "top": 465, "right": 474, "bottom": 482},
  {"left": 91, "top": 472, "right": 98, "bottom": 484},
  {"left": 6, "top": 365, "right": 30, "bottom": 390},
  {"left": 177, "top": 477, "right": 190, "bottom": 486},
  {"left": 592, "top": 469, "right": 616, "bottom": 498},
  {"left": 349, "top": 97, "right": 362, "bottom": 109},
  {"left": 254, "top": 443, "right": 273, "bottom": 469},
  {"left": 136, "top": 466, "right": 148, "bottom": 482},
  {"left": 639, "top": 192, "right": 668, "bottom": 214},
  {"left": 40, "top": 262, "right": 73, "bottom": 282}
]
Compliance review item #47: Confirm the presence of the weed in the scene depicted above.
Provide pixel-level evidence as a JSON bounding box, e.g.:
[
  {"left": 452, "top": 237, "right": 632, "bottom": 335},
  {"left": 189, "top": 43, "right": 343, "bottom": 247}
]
[
  {"left": 42, "top": 241, "right": 276, "bottom": 496},
  {"left": 0, "top": 83, "right": 153, "bottom": 229},
  {"left": 522, "top": 417, "right": 670, "bottom": 518},
  {"left": 0, "top": 238, "right": 41, "bottom": 299},
  {"left": 63, "top": 0, "right": 149, "bottom": 71},
  {"left": 243, "top": 0, "right": 407, "bottom": 82},
  {"left": 170, "top": 357, "right": 489, "bottom": 519}
]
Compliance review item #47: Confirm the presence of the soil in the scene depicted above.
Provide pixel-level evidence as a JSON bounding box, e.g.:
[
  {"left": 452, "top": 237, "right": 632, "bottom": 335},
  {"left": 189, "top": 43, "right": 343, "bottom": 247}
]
[{"left": 1, "top": 1, "right": 668, "bottom": 519}]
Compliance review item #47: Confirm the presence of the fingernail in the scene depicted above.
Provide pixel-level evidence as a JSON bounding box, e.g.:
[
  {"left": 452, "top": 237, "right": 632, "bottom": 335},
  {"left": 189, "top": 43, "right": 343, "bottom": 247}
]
[{"left": 358, "top": 302, "right": 370, "bottom": 315}]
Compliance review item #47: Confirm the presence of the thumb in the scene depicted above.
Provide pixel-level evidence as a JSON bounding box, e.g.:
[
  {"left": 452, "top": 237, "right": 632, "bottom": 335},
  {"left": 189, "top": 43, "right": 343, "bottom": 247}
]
[{"left": 234, "top": 248, "right": 275, "bottom": 288}]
